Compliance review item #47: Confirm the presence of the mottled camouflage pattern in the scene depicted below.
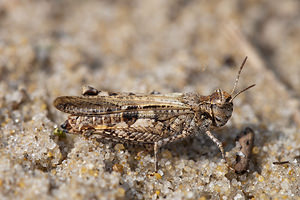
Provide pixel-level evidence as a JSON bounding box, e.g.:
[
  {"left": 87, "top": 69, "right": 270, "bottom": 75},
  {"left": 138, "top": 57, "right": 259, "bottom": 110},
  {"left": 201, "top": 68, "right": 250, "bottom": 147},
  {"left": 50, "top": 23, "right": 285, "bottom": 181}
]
[{"left": 53, "top": 57, "right": 254, "bottom": 171}]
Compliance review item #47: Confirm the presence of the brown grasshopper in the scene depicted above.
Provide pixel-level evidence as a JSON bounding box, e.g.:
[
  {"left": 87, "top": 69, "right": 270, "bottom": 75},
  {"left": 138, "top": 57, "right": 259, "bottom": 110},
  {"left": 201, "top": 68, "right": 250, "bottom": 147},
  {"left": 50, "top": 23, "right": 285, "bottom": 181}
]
[{"left": 54, "top": 57, "right": 255, "bottom": 171}]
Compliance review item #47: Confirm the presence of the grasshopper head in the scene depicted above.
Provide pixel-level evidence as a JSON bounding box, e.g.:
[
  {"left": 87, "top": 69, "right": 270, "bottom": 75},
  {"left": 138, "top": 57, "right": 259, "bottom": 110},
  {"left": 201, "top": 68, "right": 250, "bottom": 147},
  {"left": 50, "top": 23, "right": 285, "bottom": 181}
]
[
  {"left": 209, "top": 57, "right": 256, "bottom": 127},
  {"left": 210, "top": 89, "right": 233, "bottom": 127}
]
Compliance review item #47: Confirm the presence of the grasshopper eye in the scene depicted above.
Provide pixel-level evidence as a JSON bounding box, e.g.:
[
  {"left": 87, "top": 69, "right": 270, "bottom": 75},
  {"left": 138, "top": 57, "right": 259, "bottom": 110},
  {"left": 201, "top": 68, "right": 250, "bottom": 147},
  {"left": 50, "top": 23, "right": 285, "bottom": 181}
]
[{"left": 226, "top": 96, "right": 232, "bottom": 102}]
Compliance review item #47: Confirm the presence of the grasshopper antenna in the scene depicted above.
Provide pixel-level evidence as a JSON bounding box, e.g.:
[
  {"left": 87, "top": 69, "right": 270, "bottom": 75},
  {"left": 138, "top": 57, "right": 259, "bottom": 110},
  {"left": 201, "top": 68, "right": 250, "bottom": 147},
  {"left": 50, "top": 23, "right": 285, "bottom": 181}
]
[
  {"left": 230, "top": 56, "right": 248, "bottom": 96},
  {"left": 230, "top": 84, "right": 256, "bottom": 102},
  {"left": 229, "top": 57, "right": 255, "bottom": 102}
]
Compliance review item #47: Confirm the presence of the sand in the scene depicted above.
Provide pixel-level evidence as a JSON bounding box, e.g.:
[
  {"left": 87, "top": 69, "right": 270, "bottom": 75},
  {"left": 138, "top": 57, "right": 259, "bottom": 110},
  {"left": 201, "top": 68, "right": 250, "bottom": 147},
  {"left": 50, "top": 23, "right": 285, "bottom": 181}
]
[{"left": 0, "top": 1, "right": 299, "bottom": 199}]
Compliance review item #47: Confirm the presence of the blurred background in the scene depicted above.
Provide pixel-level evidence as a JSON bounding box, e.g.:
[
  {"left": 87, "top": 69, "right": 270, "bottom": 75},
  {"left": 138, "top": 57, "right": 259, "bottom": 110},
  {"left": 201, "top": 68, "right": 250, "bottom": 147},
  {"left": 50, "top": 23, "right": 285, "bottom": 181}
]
[
  {"left": 1, "top": 0, "right": 300, "bottom": 124},
  {"left": 0, "top": 0, "right": 299, "bottom": 199}
]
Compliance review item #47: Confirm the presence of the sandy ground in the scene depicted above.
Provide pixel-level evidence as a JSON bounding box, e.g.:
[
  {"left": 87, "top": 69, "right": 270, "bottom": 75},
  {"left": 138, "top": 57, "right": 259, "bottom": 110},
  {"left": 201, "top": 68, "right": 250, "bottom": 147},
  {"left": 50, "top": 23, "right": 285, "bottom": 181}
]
[{"left": 0, "top": 0, "right": 299, "bottom": 199}]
